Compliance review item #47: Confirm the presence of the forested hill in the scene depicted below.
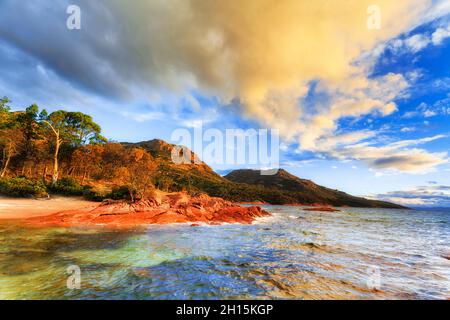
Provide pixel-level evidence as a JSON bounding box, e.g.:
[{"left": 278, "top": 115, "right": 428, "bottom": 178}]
[
  {"left": 0, "top": 98, "right": 403, "bottom": 208},
  {"left": 224, "top": 169, "right": 405, "bottom": 208},
  {"left": 129, "top": 140, "right": 405, "bottom": 208}
]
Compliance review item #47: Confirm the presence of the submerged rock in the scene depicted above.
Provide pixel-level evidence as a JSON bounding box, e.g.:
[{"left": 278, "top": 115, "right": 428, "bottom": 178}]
[{"left": 25, "top": 191, "right": 270, "bottom": 228}]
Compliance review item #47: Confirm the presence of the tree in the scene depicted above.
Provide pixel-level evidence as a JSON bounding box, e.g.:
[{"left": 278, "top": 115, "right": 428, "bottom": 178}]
[
  {"left": 0, "top": 97, "right": 24, "bottom": 177},
  {"left": 64, "top": 112, "right": 106, "bottom": 146},
  {"left": 123, "top": 148, "right": 156, "bottom": 202},
  {"left": 0, "top": 96, "right": 11, "bottom": 125},
  {"left": 100, "top": 143, "right": 128, "bottom": 181},
  {"left": 16, "top": 104, "right": 40, "bottom": 159},
  {"left": 41, "top": 110, "right": 105, "bottom": 185},
  {"left": 71, "top": 144, "right": 104, "bottom": 184},
  {"left": 0, "top": 128, "right": 23, "bottom": 178}
]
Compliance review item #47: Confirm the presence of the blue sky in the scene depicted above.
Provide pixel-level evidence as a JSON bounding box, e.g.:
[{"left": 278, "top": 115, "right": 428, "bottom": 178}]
[{"left": 0, "top": 0, "right": 450, "bottom": 206}]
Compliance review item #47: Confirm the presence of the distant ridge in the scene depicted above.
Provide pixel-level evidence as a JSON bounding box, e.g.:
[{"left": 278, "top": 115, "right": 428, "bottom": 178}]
[
  {"left": 129, "top": 140, "right": 405, "bottom": 209},
  {"left": 225, "top": 169, "right": 405, "bottom": 208}
]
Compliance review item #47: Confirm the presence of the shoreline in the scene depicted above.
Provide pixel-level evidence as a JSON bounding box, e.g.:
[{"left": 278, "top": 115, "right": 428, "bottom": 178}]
[
  {"left": 0, "top": 196, "right": 98, "bottom": 220},
  {"left": 0, "top": 195, "right": 410, "bottom": 223},
  {"left": 0, "top": 192, "right": 270, "bottom": 228}
]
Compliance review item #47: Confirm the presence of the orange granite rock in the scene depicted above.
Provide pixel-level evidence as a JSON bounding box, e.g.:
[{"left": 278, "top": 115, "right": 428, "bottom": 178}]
[{"left": 25, "top": 192, "right": 270, "bottom": 228}]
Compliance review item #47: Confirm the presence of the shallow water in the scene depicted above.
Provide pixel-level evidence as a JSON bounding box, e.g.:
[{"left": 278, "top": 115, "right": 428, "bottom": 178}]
[{"left": 0, "top": 206, "right": 449, "bottom": 300}]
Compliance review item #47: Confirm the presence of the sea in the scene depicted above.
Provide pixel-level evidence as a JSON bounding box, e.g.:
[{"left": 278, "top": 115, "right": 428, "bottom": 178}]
[{"left": 0, "top": 206, "right": 449, "bottom": 299}]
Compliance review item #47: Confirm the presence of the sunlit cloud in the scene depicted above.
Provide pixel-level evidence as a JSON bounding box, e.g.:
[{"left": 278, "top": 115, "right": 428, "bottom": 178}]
[
  {"left": 0, "top": 0, "right": 449, "bottom": 174},
  {"left": 308, "top": 132, "right": 448, "bottom": 173},
  {"left": 375, "top": 185, "right": 450, "bottom": 207}
]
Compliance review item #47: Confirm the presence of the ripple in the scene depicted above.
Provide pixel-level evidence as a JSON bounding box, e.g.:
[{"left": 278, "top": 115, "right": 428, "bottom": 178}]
[{"left": 0, "top": 206, "right": 449, "bottom": 299}]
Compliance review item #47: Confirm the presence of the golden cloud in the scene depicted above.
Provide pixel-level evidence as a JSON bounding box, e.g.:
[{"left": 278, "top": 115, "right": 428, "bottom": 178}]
[{"left": 109, "top": 0, "right": 446, "bottom": 171}]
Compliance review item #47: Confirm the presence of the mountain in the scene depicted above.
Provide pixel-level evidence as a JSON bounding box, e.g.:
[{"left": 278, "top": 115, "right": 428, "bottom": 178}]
[
  {"left": 225, "top": 169, "right": 320, "bottom": 192},
  {"left": 225, "top": 169, "right": 405, "bottom": 208},
  {"left": 130, "top": 140, "right": 405, "bottom": 209},
  {"left": 127, "top": 139, "right": 227, "bottom": 187}
]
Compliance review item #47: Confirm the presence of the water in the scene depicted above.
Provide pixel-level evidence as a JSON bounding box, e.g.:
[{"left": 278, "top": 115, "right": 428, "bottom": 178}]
[{"left": 0, "top": 206, "right": 449, "bottom": 300}]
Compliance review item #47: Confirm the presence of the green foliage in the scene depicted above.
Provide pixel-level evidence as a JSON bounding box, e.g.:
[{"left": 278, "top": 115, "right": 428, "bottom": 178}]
[
  {"left": 49, "top": 177, "right": 87, "bottom": 195},
  {"left": 0, "top": 177, "right": 48, "bottom": 198},
  {"left": 81, "top": 186, "right": 130, "bottom": 202},
  {"left": 109, "top": 186, "right": 131, "bottom": 200},
  {"left": 82, "top": 188, "right": 108, "bottom": 202},
  {"left": 41, "top": 110, "right": 106, "bottom": 147},
  {"left": 0, "top": 97, "right": 402, "bottom": 208},
  {"left": 16, "top": 104, "right": 41, "bottom": 156},
  {"left": 0, "top": 97, "right": 13, "bottom": 129},
  {"left": 0, "top": 96, "right": 11, "bottom": 113}
]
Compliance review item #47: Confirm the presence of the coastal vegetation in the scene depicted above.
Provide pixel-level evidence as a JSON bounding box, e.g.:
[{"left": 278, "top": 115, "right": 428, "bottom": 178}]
[
  {"left": 0, "top": 96, "right": 403, "bottom": 208},
  {"left": 0, "top": 97, "right": 157, "bottom": 201}
]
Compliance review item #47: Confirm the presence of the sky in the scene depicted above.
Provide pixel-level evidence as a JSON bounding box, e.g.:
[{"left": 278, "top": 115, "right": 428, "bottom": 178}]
[{"left": 0, "top": 0, "right": 449, "bottom": 207}]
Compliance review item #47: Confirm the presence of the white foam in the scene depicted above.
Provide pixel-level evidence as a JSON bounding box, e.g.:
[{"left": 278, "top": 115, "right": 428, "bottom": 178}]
[{"left": 253, "top": 213, "right": 284, "bottom": 225}]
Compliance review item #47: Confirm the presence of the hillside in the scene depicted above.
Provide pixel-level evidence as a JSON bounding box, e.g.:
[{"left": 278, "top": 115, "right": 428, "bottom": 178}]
[
  {"left": 130, "top": 140, "right": 404, "bottom": 208},
  {"left": 0, "top": 103, "right": 404, "bottom": 208},
  {"left": 225, "top": 169, "right": 405, "bottom": 208},
  {"left": 225, "top": 169, "right": 319, "bottom": 192}
]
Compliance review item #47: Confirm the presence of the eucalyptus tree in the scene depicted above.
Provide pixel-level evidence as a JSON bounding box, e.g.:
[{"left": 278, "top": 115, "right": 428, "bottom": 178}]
[
  {"left": 0, "top": 97, "right": 17, "bottom": 177},
  {"left": 40, "top": 110, "right": 106, "bottom": 185}
]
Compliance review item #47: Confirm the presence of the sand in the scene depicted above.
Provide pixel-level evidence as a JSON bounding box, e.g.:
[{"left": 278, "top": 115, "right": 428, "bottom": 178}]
[{"left": 0, "top": 196, "right": 98, "bottom": 220}]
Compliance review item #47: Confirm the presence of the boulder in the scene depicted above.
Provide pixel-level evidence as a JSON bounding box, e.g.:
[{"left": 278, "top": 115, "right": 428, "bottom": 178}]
[{"left": 25, "top": 191, "right": 270, "bottom": 228}]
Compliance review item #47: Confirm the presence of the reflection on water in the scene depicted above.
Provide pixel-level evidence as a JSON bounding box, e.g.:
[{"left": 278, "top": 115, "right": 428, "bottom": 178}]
[{"left": 0, "top": 206, "right": 449, "bottom": 300}]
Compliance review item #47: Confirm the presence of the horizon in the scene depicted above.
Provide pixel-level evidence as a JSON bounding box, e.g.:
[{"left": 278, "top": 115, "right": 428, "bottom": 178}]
[{"left": 1, "top": 1, "right": 450, "bottom": 207}]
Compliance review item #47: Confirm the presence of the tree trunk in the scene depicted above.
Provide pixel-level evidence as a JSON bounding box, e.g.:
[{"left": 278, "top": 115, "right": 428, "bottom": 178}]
[
  {"left": 43, "top": 164, "right": 48, "bottom": 180},
  {"left": 52, "top": 133, "right": 61, "bottom": 186},
  {"left": 0, "top": 142, "right": 12, "bottom": 178},
  {"left": 81, "top": 169, "right": 87, "bottom": 185},
  {"left": 129, "top": 190, "right": 134, "bottom": 203}
]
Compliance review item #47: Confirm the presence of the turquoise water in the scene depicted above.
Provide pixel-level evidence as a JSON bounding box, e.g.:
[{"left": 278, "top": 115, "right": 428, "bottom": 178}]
[{"left": 0, "top": 206, "right": 449, "bottom": 300}]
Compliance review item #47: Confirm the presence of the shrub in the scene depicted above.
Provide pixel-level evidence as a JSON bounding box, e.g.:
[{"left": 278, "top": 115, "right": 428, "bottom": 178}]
[
  {"left": 82, "top": 189, "right": 106, "bottom": 202},
  {"left": 0, "top": 177, "right": 48, "bottom": 198},
  {"left": 109, "top": 186, "right": 131, "bottom": 200},
  {"left": 49, "top": 177, "right": 86, "bottom": 196}
]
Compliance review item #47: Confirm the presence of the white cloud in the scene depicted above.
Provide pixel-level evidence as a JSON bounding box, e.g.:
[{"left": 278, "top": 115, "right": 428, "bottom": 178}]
[
  {"left": 297, "top": 73, "right": 408, "bottom": 150},
  {"left": 375, "top": 185, "right": 450, "bottom": 207},
  {"left": 308, "top": 133, "right": 448, "bottom": 173},
  {"left": 424, "top": 110, "right": 437, "bottom": 117},
  {"left": 388, "top": 134, "right": 446, "bottom": 149},
  {"left": 120, "top": 111, "right": 165, "bottom": 122},
  {"left": 0, "top": 0, "right": 449, "bottom": 174},
  {"left": 386, "top": 19, "right": 450, "bottom": 55},
  {"left": 432, "top": 24, "right": 450, "bottom": 45},
  {"left": 405, "top": 34, "right": 431, "bottom": 52},
  {"left": 416, "top": 97, "right": 450, "bottom": 118},
  {"left": 402, "top": 111, "right": 420, "bottom": 119}
]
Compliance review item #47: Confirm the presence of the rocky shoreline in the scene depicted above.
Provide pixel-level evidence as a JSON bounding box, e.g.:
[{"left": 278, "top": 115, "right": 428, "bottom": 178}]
[{"left": 25, "top": 192, "right": 270, "bottom": 228}]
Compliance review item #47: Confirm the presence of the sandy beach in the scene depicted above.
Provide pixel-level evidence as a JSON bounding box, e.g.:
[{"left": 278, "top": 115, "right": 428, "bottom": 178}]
[{"left": 0, "top": 196, "right": 97, "bottom": 220}]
